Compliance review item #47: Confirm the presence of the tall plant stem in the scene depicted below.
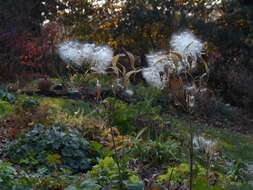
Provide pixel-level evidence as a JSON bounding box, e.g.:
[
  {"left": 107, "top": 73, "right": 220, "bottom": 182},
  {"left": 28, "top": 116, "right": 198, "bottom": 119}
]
[
  {"left": 107, "top": 102, "right": 125, "bottom": 190},
  {"left": 189, "top": 116, "right": 194, "bottom": 190},
  {"left": 186, "top": 91, "right": 194, "bottom": 190},
  {"left": 109, "top": 125, "right": 125, "bottom": 190}
]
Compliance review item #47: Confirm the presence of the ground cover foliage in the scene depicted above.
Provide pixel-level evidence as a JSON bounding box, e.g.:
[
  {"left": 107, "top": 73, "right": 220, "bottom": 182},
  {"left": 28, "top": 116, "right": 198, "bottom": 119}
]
[
  {"left": 0, "top": 84, "right": 252, "bottom": 189},
  {"left": 0, "top": 0, "right": 253, "bottom": 189}
]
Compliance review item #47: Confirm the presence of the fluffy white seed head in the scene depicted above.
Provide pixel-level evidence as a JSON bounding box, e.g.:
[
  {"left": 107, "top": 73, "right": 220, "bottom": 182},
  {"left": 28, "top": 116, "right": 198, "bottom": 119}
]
[
  {"left": 170, "top": 31, "right": 203, "bottom": 67},
  {"left": 58, "top": 41, "right": 113, "bottom": 73},
  {"left": 146, "top": 51, "right": 171, "bottom": 72},
  {"left": 193, "top": 136, "right": 217, "bottom": 155},
  {"left": 80, "top": 43, "right": 96, "bottom": 62},
  {"left": 91, "top": 46, "right": 114, "bottom": 73},
  {"left": 142, "top": 67, "right": 163, "bottom": 89},
  {"left": 143, "top": 52, "right": 171, "bottom": 89},
  {"left": 143, "top": 51, "right": 186, "bottom": 88},
  {"left": 58, "top": 41, "right": 86, "bottom": 66}
]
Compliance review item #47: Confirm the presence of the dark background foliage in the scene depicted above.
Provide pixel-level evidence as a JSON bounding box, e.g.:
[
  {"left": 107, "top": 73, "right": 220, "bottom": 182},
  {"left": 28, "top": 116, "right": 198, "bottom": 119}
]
[{"left": 0, "top": 0, "right": 252, "bottom": 110}]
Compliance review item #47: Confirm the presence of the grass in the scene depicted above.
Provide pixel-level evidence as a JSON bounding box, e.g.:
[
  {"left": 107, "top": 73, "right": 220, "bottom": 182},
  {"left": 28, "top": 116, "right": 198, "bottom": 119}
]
[
  {"left": 169, "top": 117, "right": 253, "bottom": 164},
  {"left": 17, "top": 94, "right": 96, "bottom": 115}
]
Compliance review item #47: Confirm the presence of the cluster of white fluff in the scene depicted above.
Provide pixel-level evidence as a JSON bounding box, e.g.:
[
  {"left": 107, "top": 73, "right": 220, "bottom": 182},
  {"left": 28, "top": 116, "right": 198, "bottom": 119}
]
[
  {"left": 142, "top": 30, "right": 203, "bottom": 88},
  {"left": 193, "top": 136, "right": 217, "bottom": 155},
  {"left": 146, "top": 51, "right": 170, "bottom": 72},
  {"left": 91, "top": 46, "right": 114, "bottom": 73},
  {"left": 142, "top": 51, "right": 171, "bottom": 89},
  {"left": 58, "top": 41, "right": 113, "bottom": 73},
  {"left": 142, "top": 51, "right": 175, "bottom": 89},
  {"left": 170, "top": 30, "right": 203, "bottom": 67},
  {"left": 142, "top": 67, "right": 163, "bottom": 89}
]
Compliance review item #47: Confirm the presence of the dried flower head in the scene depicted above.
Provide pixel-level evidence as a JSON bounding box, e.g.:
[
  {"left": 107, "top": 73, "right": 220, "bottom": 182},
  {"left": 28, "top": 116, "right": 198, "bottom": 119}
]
[
  {"left": 146, "top": 51, "right": 171, "bottom": 72},
  {"left": 193, "top": 136, "right": 217, "bottom": 155},
  {"left": 142, "top": 31, "right": 204, "bottom": 89},
  {"left": 91, "top": 46, "right": 114, "bottom": 73},
  {"left": 80, "top": 43, "right": 96, "bottom": 62},
  {"left": 142, "top": 52, "right": 169, "bottom": 89},
  {"left": 58, "top": 41, "right": 113, "bottom": 73},
  {"left": 58, "top": 41, "right": 86, "bottom": 66},
  {"left": 142, "top": 67, "right": 163, "bottom": 89},
  {"left": 170, "top": 31, "right": 203, "bottom": 68}
]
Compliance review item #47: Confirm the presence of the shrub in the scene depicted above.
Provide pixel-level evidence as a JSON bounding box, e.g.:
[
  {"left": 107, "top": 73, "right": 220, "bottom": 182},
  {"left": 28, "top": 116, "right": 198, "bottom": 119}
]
[
  {"left": 158, "top": 163, "right": 228, "bottom": 190},
  {"left": 0, "top": 100, "right": 14, "bottom": 118},
  {"left": 65, "top": 157, "right": 143, "bottom": 190},
  {"left": 0, "top": 98, "right": 50, "bottom": 140},
  {"left": 21, "top": 98, "right": 40, "bottom": 112},
  {"left": 103, "top": 97, "right": 161, "bottom": 134},
  {"left": 129, "top": 139, "right": 183, "bottom": 166},
  {"left": 3, "top": 124, "right": 97, "bottom": 173},
  {"left": 209, "top": 53, "right": 253, "bottom": 113},
  {"left": 0, "top": 88, "right": 16, "bottom": 103},
  {"left": 0, "top": 160, "right": 33, "bottom": 190},
  {"left": 0, "top": 160, "right": 17, "bottom": 190}
]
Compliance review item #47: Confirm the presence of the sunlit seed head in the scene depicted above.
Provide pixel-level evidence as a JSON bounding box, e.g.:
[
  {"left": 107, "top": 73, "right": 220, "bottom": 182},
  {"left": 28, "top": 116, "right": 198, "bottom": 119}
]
[
  {"left": 58, "top": 41, "right": 114, "bottom": 73},
  {"left": 170, "top": 30, "right": 203, "bottom": 66},
  {"left": 80, "top": 43, "right": 96, "bottom": 61},
  {"left": 142, "top": 67, "right": 163, "bottom": 89},
  {"left": 58, "top": 41, "right": 86, "bottom": 66},
  {"left": 146, "top": 51, "right": 171, "bottom": 72},
  {"left": 91, "top": 45, "right": 114, "bottom": 74},
  {"left": 144, "top": 52, "right": 174, "bottom": 89}
]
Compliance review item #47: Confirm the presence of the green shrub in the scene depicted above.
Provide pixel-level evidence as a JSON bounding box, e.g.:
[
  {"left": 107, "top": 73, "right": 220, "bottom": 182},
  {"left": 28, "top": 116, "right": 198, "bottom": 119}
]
[
  {"left": 158, "top": 163, "right": 206, "bottom": 183},
  {"left": 158, "top": 163, "right": 229, "bottom": 190},
  {"left": 104, "top": 97, "right": 161, "bottom": 134},
  {"left": 0, "top": 100, "right": 14, "bottom": 118},
  {"left": 0, "top": 88, "right": 16, "bottom": 103},
  {"left": 3, "top": 124, "right": 96, "bottom": 173},
  {"left": 225, "top": 159, "right": 251, "bottom": 183},
  {"left": 86, "top": 157, "right": 141, "bottom": 185},
  {"left": 21, "top": 98, "right": 40, "bottom": 111},
  {"left": 65, "top": 157, "right": 143, "bottom": 190},
  {"left": 0, "top": 160, "right": 33, "bottom": 190},
  {"left": 0, "top": 160, "right": 17, "bottom": 190},
  {"left": 129, "top": 139, "right": 183, "bottom": 166}
]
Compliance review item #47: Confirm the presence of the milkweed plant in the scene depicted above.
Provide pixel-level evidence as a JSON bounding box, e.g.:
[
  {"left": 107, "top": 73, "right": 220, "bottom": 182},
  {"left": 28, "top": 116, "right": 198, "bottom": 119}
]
[
  {"left": 142, "top": 30, "right": 204, "bottom": 91},
  {"left": 57, "top": 31, "right": 210, "bottom": 190},
  {"left": 58, "top": 41, "right": 114, "bottom": 74},
  {"left": 57, "top": 30, "right": 207, "bottom": 108}
]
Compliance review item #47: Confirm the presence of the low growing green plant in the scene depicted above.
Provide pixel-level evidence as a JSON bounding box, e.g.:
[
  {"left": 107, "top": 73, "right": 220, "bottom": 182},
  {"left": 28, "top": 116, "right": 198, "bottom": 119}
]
[
  {"left": 0, "top": 100, "right": 14, "bottom": 118},
  {"left": 21, "top": 98, "right": 40, "bottom": 112},
  {"left": 0, "top": 160, "right": 34, "bottom": 190},
  {"left": 103, "top": 97, "right": 161, "bottom": 135},
  {"left": 158, "top": 163, "right": 229, "bottom": 190},
  {"left": 129, "top": 139, "right": 184, "bottom": 167},
  {"left": 65, "top": 157, "right": 144, "bottom": 190},
  {"left": 0, "top": 88, "right": 16, "bottom": 103},
  {"left": 0, "top": 160, "right": 17, "bottom": 189},
  {"left": 3, "top": 124, "right": 97, "bottom": 173}
]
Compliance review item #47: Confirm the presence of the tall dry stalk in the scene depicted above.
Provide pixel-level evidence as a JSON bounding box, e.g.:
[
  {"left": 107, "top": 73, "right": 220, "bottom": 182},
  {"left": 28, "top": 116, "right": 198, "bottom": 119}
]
[
  {"left": 163, "top": 51, "right": 209, "bottom": 190},
  {"left": 102, "top": 99, "right": 125, "bottom": 190}
]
